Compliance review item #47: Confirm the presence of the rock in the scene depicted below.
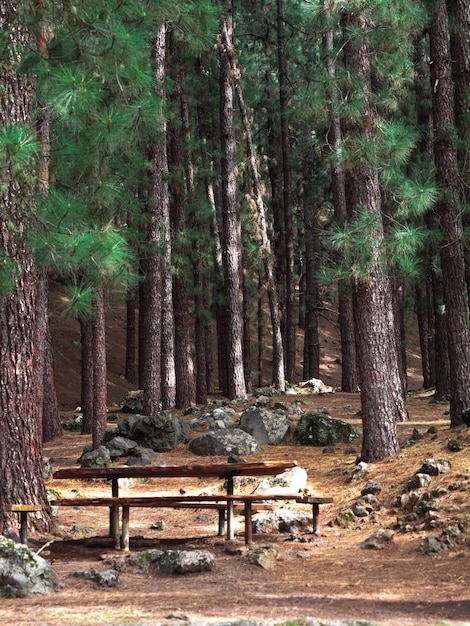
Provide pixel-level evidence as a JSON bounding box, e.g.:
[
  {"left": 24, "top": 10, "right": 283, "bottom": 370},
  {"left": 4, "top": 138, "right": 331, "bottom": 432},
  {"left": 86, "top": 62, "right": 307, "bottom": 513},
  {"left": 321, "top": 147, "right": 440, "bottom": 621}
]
[
  {"left": 131, "top": 446, "right": 157, "bottom": 463},
  {"left": 118, "top": 413, "right": 186, "bottom": 452},
  {"left": 62, "top": 414, "right": 83, "bottom": 432},
  {"left": 351, "top": 461, "right": 369, "bottom": 480},
  {"left": 418, "top": 458, "right": 451, "bottom": 476},
  {"left": 252, "top": 509, "right": 313, "bottom": 535},
  {"left": 151, "top": 520, "right": 166, "bottom": 531},
  {"left": 447, "top": 439, "right": 464, "bottom": 452},
  {"left": 116, "top": 414, "right": 142, "bottom": 437},
  {"left": 239, "top": 407, "right": 289, "bottom": 445},
  {"left": 295, "top": 413, "right": 358, "bottom": 447},
  {"left": 255, "top": 395, "right": 272, "bottom": 407},
  {"left": 125, "top": 456, "right": 151, "bottom": 466},
  {"left": 107, "top": 436, "right": 138, "bottom": 459},
  {"left": 253, "top": 466, "right": 307, "bottom": 495},
  {"left": 352, "top": 494, "right": 379, "bottom": 516},
  {"left": 361, "top": 529, "right": 395, "bottom": 550},
  {"left": 188, "top": 429, "right": 261, "bottom": 457},
  {"left": 253, "top": 387, "right": 275, "bottom": 398},
  {"left": 297, "top": 378, "right": 334, "bottom": 394},
  {"left": 420, "top": 535, "right": 449, "bottom": 555},
  {"left": 153, "top": 550, "right": 215, "bottom": 575},
  {"left": 407, "top": 473, "right": 432, "bottom": 490},
  {"left": 352, "top": 505, "right": 370, "bottom": 517},
  {"left": 42, "top": 456, "right": 52, "bottom": 481},
  {"left": 329, "top": 509, "right": 356, "bottom": 527},
  {"left": 120, "top": 390, "right": 144, "bottom": 413},
  {"left": 361, "top": 481, "right": 382, "bottom": 496},
  {"left": 78, "top": 445, "right": 111, "bottom": 468},
  {"left": 397, "top": 491, "right": 419, "bottom": 511},
  {"left": 245, "top": 543, "right": 279, "bottom": 569},
  {"left": 71, "top": 568, "right": 119, "bottom": 587},
  {"left": 0, "top": 536, "right": 62, "bottom": 598}
]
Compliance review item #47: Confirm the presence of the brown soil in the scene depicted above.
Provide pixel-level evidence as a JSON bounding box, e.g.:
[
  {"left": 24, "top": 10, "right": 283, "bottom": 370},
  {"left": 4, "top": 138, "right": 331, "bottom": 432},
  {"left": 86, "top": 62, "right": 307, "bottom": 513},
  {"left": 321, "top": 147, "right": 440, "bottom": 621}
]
[{"left": 3, "top": 289, "right": 470, "bottom": 626}]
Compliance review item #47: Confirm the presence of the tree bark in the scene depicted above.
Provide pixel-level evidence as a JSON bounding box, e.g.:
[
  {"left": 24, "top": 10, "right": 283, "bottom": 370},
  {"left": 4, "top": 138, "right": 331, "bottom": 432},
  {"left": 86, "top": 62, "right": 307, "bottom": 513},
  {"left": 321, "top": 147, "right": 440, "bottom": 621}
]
[
  {"left": 168, "top": 32, "right": 194, "bottom": 409},
  {"left": 429, "top": 0, "right": 470, "bottom": 425},
  {"left": 343, "top": 10, "right": 406, "bottom": 461},
  {"left": 125, "top": 286, "right": 138, "bottom": 385},
  {"left": 323, "top": 11, "right": 358, "bottom": 392},
  {"left": 0, "top": 0, "right": 52, "bottom": 533},
  {"left": 276, "top": 0, "right": 296, "bottom": 383},
  {"left": 219, "top": 1, "right": 247, "bottom": 399},
  {"left": 140, "top": 23, "right": 168, "bottom": 415},
  {"left": 91, "top": 286, "right": 107, "bottom": 449},
  {"left": 221, "top": 21, "right": 285, "bottom": 392},
  {"left": 39, "top": 273, "right": 62, "bottom": 442},
  {"left": 80, "top": 316, "right": 94, "bottom": 433}
]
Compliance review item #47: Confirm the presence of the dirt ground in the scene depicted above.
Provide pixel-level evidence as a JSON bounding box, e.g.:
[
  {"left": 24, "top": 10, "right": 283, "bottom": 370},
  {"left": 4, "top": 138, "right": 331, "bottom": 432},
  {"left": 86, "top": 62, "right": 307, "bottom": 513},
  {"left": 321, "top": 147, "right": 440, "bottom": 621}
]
[{"left": 2, "top": 290, "right": 470, "bottom": 626}]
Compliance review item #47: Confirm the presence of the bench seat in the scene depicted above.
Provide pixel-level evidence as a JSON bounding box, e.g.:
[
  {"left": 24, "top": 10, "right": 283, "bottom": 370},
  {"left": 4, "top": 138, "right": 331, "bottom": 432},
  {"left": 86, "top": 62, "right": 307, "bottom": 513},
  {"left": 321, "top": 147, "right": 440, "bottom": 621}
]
[{"left": 51, "top": 493, "right": 333, "bottom": 549}]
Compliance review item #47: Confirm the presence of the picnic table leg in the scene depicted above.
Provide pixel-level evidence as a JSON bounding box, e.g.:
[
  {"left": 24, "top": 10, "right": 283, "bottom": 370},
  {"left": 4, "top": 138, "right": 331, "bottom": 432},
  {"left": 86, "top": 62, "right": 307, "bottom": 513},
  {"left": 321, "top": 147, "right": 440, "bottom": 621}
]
[
  {"left": 218, "top": 509, "right": 225, "bottom": 536},
  {"left": 121, "top": 505, "right": 130, "bottom": 551},
  {"left": 19, "top": 511, "right": 29, "bottom": 545},
  {"left": 110, "top": 478, "right": 120, "bottom": 549},
  {"left": 312, "top": 501, "right": 320, "bottom": 535},
  {"left": 226, "top": 476, "right": 234, "bottom": 540},
  {"left": 244, "top": 501, "right": 253, "bottom": 544}
]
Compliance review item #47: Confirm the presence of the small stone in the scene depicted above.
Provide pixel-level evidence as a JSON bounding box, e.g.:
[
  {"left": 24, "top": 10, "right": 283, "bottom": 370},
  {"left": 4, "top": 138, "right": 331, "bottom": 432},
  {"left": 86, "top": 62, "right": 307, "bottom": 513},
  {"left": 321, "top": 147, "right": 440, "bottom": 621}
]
[
  {"left": 447, "top": 439, "right": 464, "bottom": 453},
  {"left": 361, "top": 480, "right": 382, "bottom": 496}
]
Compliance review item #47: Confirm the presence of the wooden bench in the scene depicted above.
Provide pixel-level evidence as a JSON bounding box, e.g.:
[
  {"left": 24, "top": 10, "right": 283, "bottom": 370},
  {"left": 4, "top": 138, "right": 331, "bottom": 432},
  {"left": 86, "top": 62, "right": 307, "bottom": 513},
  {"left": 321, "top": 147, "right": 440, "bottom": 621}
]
[
  {"left": 6, "top": 504, "right": 42, "bottom": 545},
  {"left": 51, "top": 493, "right": 333, "bottom": 549}
]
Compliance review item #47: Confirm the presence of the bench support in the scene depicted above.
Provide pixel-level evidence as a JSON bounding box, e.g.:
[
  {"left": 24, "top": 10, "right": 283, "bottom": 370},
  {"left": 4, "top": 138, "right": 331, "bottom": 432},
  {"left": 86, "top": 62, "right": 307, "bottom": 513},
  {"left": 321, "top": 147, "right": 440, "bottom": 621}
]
[
  {"left": 295, "top": 496, "right": 334, "bottom": 535},
  {"left": 6, "top": 504, "right": 42, "bottom": 545}
]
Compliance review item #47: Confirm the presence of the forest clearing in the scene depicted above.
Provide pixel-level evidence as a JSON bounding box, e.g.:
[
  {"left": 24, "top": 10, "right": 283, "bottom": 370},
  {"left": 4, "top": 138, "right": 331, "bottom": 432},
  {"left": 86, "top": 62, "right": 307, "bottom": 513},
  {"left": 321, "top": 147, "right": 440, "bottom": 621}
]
[
  {"left": 1, "top": 302, "right": 469, "bottom": 626},
  {"left": 3, "top": 390, "right": 470, "bottom": 626}
]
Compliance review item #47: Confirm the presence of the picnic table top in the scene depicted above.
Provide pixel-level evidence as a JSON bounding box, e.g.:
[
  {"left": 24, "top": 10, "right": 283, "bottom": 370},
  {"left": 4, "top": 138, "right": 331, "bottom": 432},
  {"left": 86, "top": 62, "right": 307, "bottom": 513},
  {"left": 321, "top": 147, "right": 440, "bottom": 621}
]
[{"left": 52, "top": 460, "right": 298, "bottom": 481}]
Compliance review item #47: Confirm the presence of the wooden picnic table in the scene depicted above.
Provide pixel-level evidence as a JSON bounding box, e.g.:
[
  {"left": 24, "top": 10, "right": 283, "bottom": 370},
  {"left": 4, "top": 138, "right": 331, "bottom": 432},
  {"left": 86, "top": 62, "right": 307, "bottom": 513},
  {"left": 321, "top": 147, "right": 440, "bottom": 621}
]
[{"left": 52, "top": 460, "right": 298, "bottom": 546}]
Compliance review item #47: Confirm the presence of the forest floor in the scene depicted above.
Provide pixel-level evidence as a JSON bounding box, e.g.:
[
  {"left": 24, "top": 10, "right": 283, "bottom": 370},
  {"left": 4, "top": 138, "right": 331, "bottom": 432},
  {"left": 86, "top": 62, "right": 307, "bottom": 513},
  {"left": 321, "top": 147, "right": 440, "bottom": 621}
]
[{"left": 2, "top": 286, "right": 470, "bottom": 626}]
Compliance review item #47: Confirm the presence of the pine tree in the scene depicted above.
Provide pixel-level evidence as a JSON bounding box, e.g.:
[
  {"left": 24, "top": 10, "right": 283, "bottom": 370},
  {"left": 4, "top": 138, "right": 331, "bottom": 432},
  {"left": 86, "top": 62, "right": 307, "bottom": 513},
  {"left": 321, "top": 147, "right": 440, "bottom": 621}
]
[
  {"left": 0, "top": 0, "right": 53, "bottom": 535},
  {"left": 428, "top": 0, "right": 470, "bottom": 426}
]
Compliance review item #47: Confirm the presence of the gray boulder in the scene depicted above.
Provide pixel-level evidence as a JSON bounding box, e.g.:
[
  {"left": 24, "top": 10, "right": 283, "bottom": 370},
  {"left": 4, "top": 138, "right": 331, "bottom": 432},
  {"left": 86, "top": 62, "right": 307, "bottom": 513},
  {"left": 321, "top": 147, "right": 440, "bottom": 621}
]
[
  {"left": 360, "top": 529, "right": 395, "bottom": 550},
  {"left": 420, "top": 535, "right": 449, "bottom": 555},
  {"left": 253, "top": 466, "right": 307, "bottom": 495},
  {"left": 125, "top": 548, "right": 215, "bottom": 575},
  {"left": 295, "top": 412, "right": 358, "bottom": 446},
  {"left": 418, "top": 458, "right": 451, "bottom": 476},
  {"left": 107, "top": 436, "right": 138, "bottom": 459},
  {"left": 239, "top": 407, "right": 289, "bottom": 445},
  {"left": 71, "top": 568, "right": 119, "bottom": 587},
  {"left": 118, "top": 412, "right": 186, "bottom": 452},
  {"left": 189, "top": 428, "right": 261, "bottom": 456},
  {"left": 78, "top": 445, "right": 111, "bottom": 468},
  {"left": 252, "top": 509, "right": 313, "bottom": 535},
  {"left": 120, "top": 390, "right": 144, "bottom": 413},
  {"left": 0, "top": 536, "right": 62, "bottom": 598},
  {"left": 245, "top": 543, "right": 279, "bottom": 569}
]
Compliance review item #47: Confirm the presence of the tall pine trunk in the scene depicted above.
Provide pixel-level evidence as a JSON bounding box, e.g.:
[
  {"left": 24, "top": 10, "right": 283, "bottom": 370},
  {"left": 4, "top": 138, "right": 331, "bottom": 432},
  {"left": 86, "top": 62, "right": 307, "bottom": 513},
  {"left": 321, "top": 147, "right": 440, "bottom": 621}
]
[
  {"left": 91, "top": 286, "right": 107, "bottom": 449},
  {"left": 219, "top": 0, "right": 246, "bottom": 399},
  {"left": 168, "top": 33, "right": 194, "bottom": 408},
  {"left": 276, "top": 0, "right": 296, "bottom": 383},
  {"left": 343, "top": 11, "right": 407, "bottom": 462},
  {"left": 323, "top": 12, "right": 358, "bottom": 392},
  {"left": 0, "top": 0, "right": 53, "bottom": 534},
  {"left": 221, "top": 22, "right": 285, "bottom": 391},
  {"left": 140, "top": 23, "right": 168, "bottom": 415},
  {"left": 429, "top": 0, "right": 470, "bottom": 425}
]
